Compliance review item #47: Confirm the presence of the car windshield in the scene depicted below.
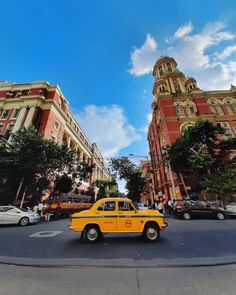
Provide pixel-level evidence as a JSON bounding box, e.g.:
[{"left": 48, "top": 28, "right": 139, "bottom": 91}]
[{"left": 15, "top": 207, "right": 28, "bottom": 212}]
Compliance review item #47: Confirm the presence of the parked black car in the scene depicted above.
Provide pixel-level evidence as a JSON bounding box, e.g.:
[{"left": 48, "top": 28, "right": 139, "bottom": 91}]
[{"left": 174, "top": 200, "right": 227, "bottom": 220}]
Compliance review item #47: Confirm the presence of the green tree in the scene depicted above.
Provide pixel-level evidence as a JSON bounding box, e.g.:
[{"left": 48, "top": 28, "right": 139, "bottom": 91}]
[
  {"left": 204, "top": 159, "right": 236, "bottom": 199},
  {"left": 95, "top": 179, "right": 118, "bottom": 197},
  {"left": 168, "top": 120, "right": 236, "bottom": 196},
  {"left": 109, "top": 157, "right": 145, "bottom": 201},
  {"left": 0, "top": 126, "right": 76, "bottom": 204},
  {"left": 55, "top": 174, "right": 74, "bottom": 194},
  {"left": 73, "top": 161, "right": 94, "bottom": 183}
]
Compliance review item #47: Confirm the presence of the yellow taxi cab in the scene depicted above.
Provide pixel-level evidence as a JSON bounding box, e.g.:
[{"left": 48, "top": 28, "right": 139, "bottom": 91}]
[{"left": 69, "top": 197, "right": 168, "bottom": 242}]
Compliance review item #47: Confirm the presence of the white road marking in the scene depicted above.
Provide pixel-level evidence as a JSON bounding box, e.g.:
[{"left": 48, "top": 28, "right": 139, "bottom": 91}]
[{"left": 29, "top": 231, "right": 62, "bottom": 238}]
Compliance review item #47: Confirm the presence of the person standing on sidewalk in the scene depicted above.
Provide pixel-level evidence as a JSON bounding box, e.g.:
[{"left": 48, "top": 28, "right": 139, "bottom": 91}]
[
  {"left": 157, "top": 201, "right": 163, "bottom": 214},
  {"left": 167, "top": 199, "right": 173, "bottom": 215},
  {"left": 43, "top": 204, "right": 52, "bottom": 222}
]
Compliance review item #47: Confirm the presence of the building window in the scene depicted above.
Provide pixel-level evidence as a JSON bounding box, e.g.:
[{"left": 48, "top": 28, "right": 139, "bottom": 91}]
[
  {"left": 174, "top": 82, "right": 181, "bottom": 93},
  {"left": 54, "top": 121, "right": 59, "bottom": 130},
  {"left": 226, "top": 105, "right": 234, "bottom": 115},
  {"left": 1, "top": 110, "right": 10, "bottom": 120},
  {"left": 158, "top": 66, "right": 164, "bottom": 76},
  {"left": 12, "top": 109, "right": 20, "bottom": 119},
  {"left": 186, "top": 105, "right": 196, "bottom": 116},
  {"left": 210, "top": 105, "right": 224, "bottom": 115},
  {"left": 0, "top": 124, "right": 4, "bottom": 134},
  {"left": 208, "top": 99, "right": 224, "bottom": 116},
  {"left": 4, "top": 124, "right": 14, "bottom": 139},
  {"left": 12, "top": 91, "right": 20, "bottom": 98},
  {"left": 175, "top": 105, "right": 185, "bottom": 116},
  {"left": 224, "top": 98, "right": 236, "bottom": 115},
  {"left": 167, "top": 63, "right": 172, "bottom": 72},
  {"left": 216, "top": 105, "right": 224, "bottom": 116},
  {"left": 21, "top": 90, "right": 30, "bottom": 96}
]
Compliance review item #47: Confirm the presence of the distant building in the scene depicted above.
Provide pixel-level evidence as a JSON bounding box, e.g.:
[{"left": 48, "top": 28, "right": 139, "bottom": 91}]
[
  {"left": 148, "top": 56, "right": 236, "bottom": 200},
  {"left": 139, "top": 160, "right": 154, "bottom": 204},
  {"left": 0, "top": 81, "right": 110, "bottom": 185}
]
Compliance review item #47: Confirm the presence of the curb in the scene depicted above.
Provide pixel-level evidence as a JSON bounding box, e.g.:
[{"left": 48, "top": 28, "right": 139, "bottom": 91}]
[{"left": 1, "top": 255, "right": 236, "bottom": 268}]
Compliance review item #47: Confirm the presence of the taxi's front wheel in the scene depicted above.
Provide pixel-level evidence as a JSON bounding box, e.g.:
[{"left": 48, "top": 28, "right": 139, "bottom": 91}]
[
  {"left": 143, "top": 223, "right": 160, "bottom": 242},
  {"left": 84, "top": 225, "right": 101, "bottom": 243}
]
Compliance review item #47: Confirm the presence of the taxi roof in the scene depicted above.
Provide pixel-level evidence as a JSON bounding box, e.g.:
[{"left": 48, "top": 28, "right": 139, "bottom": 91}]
[{"left": 95, "top": 197, "right": 133, "bottom": 203}]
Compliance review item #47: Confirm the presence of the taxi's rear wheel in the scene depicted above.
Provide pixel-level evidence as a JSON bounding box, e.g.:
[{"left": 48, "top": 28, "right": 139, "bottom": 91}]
[
  {"left": 143, "top": 223, "right": 160, "bottom": 242},
  {"left": 84, "top": 225, "right": 101, "bottom": 243}
]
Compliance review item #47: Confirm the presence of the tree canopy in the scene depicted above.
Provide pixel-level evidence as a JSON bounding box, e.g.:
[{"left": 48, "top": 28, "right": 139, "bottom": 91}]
[
  {"left": 168, "top": 120, "right": 236, "bottom": 197},
  {"left": 0, "top": 126, "right": 93, "bottom": 204},
  {"left": 95, "top": 179, "right": 118, "bottom": 198},
  {"left": 109, "top": 157, "right": 145, "bottom": 201}
]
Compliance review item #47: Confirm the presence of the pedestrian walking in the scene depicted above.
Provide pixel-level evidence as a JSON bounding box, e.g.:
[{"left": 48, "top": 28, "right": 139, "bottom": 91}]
[
  {"left": 168, "top": 199, "right": 173, "bottom": 215},
  {"left": 157, "top": 201, "right": 163, "bottom": 214},
  {"left": 38, "top": 202, "right": 44, "bottom": 216},
  {"left": 43, "top": 204, "right": 52, "bottom": 222},
  {"left": 33, "top": 204, "right": 38, "bottom": 213},
  {"left": 153, "top": 199, "right": 158, "bottom": 210}
]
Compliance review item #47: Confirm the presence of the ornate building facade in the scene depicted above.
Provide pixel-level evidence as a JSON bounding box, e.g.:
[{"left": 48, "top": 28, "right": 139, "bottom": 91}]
[
  {"left": 0, "top": 81, "right": 110, "bottom": 185},
  {"left": 148, "top": 56, "right": 236, "bottom": 200}
]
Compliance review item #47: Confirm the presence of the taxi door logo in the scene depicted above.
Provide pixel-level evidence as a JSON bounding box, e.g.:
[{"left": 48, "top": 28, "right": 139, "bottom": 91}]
[{"left": 125, "top": 219, "right": 132, "bottom": 228}]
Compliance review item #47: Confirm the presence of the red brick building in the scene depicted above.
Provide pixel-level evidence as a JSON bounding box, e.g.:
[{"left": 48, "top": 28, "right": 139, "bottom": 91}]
[
  {"left": 0, "top": 81, "right": 110, "bottom": 184},
  {"left": 148, "top": 56, "right": 236, "bottom": 200}
]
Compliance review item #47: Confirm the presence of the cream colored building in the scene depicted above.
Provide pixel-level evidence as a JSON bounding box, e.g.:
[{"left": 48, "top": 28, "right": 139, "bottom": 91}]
[{"left": 0, "top": 80, "right": 111, "bottom": 184}]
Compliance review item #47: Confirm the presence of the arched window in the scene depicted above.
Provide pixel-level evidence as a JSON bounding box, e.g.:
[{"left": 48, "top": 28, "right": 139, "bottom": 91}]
[
  {"left": 223, "top": 97, "right": 236, "bottom": 115},
  {"left": 184, "top": 102, "right": 197, "bottom": 116},
  {"left": 208, "top": 99, "right": 224, "bottom": 116},
  {"left": 158, "top": 66, "right": 164, "bottom": 76},
  {"left": 174, "top": 102, "right": 185, "bottom": 117},
  {"left": 166, "top": 63, "right": 172, "bottom": 72},
  {"left": 174, "top": 82, "right": 181, "bottom": 93}
]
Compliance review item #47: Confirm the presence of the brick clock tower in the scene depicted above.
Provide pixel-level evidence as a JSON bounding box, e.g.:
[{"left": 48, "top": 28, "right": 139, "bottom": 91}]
[{"left": 148, "top": 56, "right": 236, "bottom": 200}]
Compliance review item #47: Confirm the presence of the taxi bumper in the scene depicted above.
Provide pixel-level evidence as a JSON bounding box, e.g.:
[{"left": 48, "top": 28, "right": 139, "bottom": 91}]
[{"left": 162, "top": 222, "right": 168, "bottom": 230}]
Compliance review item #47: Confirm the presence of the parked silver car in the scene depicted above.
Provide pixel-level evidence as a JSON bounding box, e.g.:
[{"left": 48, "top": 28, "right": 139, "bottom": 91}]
[
  {"left": 0, "top": 206, "right": 40, "bottom": 226},
  {"left": 225, "top": 203, "right": 236, "bottom": 216}
]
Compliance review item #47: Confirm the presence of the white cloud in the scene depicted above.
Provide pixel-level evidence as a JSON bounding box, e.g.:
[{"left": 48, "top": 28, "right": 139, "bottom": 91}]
[
  {"left": 128, "top": 21, "right": 236, "bottom": 90},
  {"left": 140, "top": 113, "right": 152, "bottom": 133},
  {"left": 217, "top": 45, "right": 236, "bottom": 60},
  {"left": 128, "top": 34, "right": 158, "bottom": 76},
  {"left": 174, "top": 22, "right": 193, "bottom": 38},
  {"left": 165, "top": 20, "right": 236, "bottom": 89},
  {"left": 75, "top": 105, "right": 141, "bottom": 157}
]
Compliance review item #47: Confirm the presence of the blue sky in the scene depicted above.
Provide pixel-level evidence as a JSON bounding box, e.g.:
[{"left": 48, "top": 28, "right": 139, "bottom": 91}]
[{"left": 1, "top": 0, "right": 236, "bottom": 164}]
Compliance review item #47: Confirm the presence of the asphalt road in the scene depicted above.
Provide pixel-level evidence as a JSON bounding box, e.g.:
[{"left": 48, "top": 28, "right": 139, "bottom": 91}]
[
  {"left": 0, "top": 217, "right": 236, "bottom": 262},
  {"left": 1, "top": 217, "right": 236, "bottom": 295}
]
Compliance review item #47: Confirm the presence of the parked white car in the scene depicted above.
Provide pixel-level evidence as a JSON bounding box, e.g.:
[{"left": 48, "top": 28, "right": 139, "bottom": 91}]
[
  {"left": 0, "top": 206, "right": 40, "bottom": 226},
  {"left": 225, "top": 203, "right": 236, "bottom": 216}
]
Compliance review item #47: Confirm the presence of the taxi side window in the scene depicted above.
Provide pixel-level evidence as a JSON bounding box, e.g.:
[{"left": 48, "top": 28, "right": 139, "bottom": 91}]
[
  {"left": 97, "top": 201, "right": 116, "bottom": 211},
  {"left": 118, "top": 202, "right": 135, "bottom": 211}
]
